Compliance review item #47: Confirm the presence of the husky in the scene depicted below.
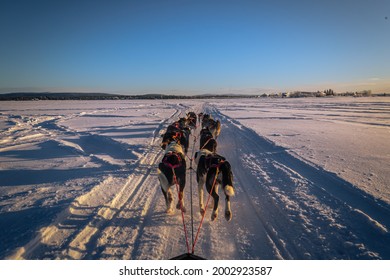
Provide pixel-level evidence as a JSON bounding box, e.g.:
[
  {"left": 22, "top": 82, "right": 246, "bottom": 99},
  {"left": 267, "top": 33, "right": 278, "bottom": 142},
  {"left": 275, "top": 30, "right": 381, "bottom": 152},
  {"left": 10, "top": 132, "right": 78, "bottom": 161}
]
[
  {"left": 157, "top": 141, "right": 187, "bottom": 214},
  {"left": 201, "top": 114, "right": 221, "bottom": 139},
  {"left": 186, "top": 111, "right": 197, "bottom": 130},
  {"left": 194, "top": 140, "right": 234, "bottom": 221},
  {"left": 199, "top": 127, "right": 214, "bottom": 150},
  {"left": 161, "top": 120, "right": 190, "bottom": 154}
]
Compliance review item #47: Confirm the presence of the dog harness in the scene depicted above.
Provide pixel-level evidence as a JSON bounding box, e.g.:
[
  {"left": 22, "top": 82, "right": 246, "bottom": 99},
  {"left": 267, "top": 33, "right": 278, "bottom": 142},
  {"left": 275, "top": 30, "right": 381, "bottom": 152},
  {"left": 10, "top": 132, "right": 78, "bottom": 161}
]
[
  {"left": 162, "top": 152, "right": 183, "bottom": 169},
  {"left": 205, "top": 154, "right": 225, "bottom": 169}
]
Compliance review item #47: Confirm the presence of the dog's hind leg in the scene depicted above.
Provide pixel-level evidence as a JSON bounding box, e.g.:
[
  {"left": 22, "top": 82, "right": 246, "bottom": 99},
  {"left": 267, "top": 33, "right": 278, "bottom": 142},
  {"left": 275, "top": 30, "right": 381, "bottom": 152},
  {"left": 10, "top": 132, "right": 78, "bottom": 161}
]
[
  {"left": 176, "top": 172, "right": 186, "bottom": 213},
  {"left": 207, "top": 175, "right": 219, "bottom": 221},
  {"left": 166, "top": 189, "right": 174, "bottom": 214},
  {"left": 196, "top": 156, "right": 207, "bottom": 215},
  {"left": 158, "top": 168, "right": 173, "bottom": 213},
  {"left": 224, "top": 196, "right": 232, "bottom": 221},
  {"left": 197, "top": 174, "right": 206, "bottom": 215},
  {"left": 176, "top": 190, "right": 186, "bottom": 212},
  {"left": 210, "top": 190, "right": 219, "bottom": 221},
  {"left": 160, "top": 187, "right": 173, "bottom": 214}
]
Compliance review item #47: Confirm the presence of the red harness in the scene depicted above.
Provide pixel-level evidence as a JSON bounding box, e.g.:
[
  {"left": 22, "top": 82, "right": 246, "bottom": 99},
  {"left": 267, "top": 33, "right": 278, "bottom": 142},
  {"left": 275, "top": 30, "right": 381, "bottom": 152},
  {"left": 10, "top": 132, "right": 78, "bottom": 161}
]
[{"left": 162, "top": 152, "right": 183, "bottom": 169}]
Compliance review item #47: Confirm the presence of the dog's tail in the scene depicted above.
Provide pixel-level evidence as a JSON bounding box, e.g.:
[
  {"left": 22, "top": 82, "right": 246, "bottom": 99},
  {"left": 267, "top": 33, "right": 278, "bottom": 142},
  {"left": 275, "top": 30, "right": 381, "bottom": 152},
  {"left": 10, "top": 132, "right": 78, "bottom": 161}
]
[
  {"left": 157, "top": 161, "right": 177, "bottom": 189},
  {"left": 157, "top": 164, "right": 171, "bottom": 193},
  {"left": 216, "top": 120, "right": 221, "bottom": 138},
  {"left": 219, "top": 161, "right": 234, "bottom": 196}
]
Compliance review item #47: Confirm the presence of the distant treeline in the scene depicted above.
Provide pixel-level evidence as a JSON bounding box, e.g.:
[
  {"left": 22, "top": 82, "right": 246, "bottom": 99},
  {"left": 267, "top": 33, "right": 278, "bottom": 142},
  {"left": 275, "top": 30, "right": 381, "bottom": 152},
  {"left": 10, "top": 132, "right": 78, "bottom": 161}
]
[
  {"left": 0, "top": 92, "right": 259, "bottom": 101},
  {"left": 0, "top": 91, "right": 387, "bottom": 101}
]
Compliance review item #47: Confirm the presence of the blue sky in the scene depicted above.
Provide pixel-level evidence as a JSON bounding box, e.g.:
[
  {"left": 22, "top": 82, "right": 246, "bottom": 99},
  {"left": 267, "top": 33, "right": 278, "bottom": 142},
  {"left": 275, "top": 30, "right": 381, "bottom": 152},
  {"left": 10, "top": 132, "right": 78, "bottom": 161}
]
[{"left": 0, "top": 0, "right": 389, "bottom": 94}]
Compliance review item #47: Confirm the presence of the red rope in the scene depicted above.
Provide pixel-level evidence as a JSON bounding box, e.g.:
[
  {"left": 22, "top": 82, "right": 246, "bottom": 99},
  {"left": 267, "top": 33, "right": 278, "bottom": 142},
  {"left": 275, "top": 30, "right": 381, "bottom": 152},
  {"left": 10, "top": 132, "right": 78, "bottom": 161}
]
[
  {"left": 191, "top": 167, "right": 220, "bottom": 254},
  {"left": 200, "top": 137, "right": 213, "bottom": 151},
  {"left": 185, "top": 153, "right": 193, "bottom": 162},
  {"left": 172, "top": 168, "right": 191, "bottom": 254}
]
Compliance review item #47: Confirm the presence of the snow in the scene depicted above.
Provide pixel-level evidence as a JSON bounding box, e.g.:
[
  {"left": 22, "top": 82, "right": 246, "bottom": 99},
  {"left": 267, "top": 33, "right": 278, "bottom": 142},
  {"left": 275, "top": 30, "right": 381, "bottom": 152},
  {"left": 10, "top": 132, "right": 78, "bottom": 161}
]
[
  {"left": 212, "top": 97, "right": 390, "bottom": 205},
  {"left": 0, "top": 97, "right": 389, "bottom": 260}
]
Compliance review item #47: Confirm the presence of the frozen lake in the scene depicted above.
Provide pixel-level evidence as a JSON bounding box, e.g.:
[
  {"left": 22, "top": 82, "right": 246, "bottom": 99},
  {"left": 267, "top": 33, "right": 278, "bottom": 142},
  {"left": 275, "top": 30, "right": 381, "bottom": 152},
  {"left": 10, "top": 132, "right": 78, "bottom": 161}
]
[{"left": 0, "top": 97, "right": 389, "bottom": 259}]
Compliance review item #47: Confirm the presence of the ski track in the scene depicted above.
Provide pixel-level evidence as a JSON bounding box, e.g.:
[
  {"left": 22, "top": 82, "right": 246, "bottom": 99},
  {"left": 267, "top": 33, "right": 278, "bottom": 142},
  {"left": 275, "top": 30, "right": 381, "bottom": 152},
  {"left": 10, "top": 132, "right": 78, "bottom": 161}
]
[{"left": 2, "top": 101, "right": 390, "bottom": 259}]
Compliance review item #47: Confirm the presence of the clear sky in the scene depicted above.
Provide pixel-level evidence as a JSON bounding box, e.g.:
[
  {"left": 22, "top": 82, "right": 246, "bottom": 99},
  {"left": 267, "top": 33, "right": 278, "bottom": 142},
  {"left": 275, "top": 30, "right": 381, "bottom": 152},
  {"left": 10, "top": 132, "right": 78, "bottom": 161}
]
[{"left": 0, "top": 0, "right": 389, "bottom": 94}]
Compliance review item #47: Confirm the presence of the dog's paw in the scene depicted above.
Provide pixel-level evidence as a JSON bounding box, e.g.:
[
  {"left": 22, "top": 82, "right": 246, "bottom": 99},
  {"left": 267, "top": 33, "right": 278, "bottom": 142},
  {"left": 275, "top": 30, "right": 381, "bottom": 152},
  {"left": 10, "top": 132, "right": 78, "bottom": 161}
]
[
  {"left": 200, "top": 208, "right": 205, "bottom": 216},
  {"left": 225, "top": 210, "right": 232, "bottom": 222},
  {"left": 211, "top": 211, "right": 218, "bottom": 221}
]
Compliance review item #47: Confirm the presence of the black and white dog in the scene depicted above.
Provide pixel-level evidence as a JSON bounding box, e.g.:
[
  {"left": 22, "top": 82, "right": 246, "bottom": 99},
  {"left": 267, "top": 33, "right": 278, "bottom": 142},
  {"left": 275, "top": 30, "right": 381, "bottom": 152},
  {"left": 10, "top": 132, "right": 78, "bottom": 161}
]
[
  {"left": 158, "top": 139, "right": 187, "bottom": 214},
  {"left": 194, "top": 133, "right": 234, "bottom": 221}
]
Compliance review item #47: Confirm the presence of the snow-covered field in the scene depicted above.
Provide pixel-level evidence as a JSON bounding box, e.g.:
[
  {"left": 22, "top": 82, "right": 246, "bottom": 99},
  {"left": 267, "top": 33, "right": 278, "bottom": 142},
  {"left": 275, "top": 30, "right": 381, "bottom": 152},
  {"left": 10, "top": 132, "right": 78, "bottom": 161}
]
[{"left": 0, "top": 97, "right": 389, "bottom": 260}]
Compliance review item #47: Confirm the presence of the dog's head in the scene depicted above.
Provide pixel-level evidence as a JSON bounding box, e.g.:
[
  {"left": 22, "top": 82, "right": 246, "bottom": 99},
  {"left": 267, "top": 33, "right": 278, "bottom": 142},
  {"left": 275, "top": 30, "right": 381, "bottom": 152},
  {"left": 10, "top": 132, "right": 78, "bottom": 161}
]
[{"left": 187, "top": 112, "right": 196, "bottom": 119}]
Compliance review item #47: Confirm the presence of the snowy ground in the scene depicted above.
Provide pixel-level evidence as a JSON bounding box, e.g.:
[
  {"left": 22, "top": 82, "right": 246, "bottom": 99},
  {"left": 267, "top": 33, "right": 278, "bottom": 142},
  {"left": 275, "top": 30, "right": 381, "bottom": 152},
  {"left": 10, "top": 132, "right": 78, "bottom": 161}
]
[{"left": 0, "top": 97, "right": 389, "bottom": 260}]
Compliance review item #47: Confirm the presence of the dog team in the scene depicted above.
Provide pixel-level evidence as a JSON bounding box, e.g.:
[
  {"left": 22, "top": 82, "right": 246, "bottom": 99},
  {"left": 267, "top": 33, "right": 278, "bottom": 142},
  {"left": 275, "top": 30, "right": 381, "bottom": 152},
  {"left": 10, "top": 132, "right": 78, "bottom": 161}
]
[{"left": 157, "top": 112, "right": 235, "bottom": 222}]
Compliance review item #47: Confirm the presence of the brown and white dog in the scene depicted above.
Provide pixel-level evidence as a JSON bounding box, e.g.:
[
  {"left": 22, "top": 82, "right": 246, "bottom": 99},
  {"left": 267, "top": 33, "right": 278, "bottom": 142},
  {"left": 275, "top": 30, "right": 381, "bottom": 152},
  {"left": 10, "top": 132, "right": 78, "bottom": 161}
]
[
  {"left": 201, "top": 114, "right": 221, "bottom": 139},
  {"left": 186, "top": 111, "right": 197, "bottom": 130}
]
